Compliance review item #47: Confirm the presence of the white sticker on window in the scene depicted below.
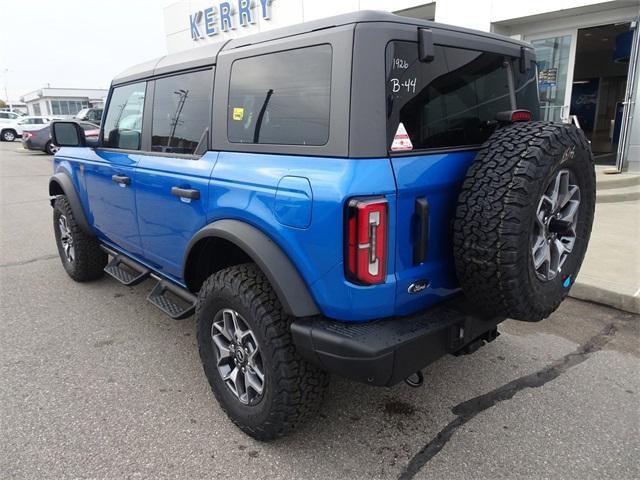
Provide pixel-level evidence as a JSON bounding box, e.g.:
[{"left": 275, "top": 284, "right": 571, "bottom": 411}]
[{"left": 391, "top": 122, "right": 413, "bottom": 151}]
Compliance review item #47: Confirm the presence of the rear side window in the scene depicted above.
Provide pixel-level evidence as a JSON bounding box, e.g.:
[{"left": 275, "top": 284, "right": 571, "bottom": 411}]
[
  {"left": 151, "top": 69, "right": 213, "bottom": 155},
  {"left": 386, "top": 42, "right": 538, "bottom": 151},
  {"left": 228, "top": 44, "right": 332, "bottom": 146},
  {"left": 102, "top": 82, "right": 146, "bottom": 150}
]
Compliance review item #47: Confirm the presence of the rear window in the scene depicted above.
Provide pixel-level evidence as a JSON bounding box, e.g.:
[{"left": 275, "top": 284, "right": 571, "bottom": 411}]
[
  {"left": 227, "top": 44, "right": 332, "bottom": 146},
  {"left": 386, "top": 41, "right": 539, "bottom": 152}
]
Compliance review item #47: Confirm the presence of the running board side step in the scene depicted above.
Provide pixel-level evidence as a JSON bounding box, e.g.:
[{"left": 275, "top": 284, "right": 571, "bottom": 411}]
[
  {"left": 100, "top": 245, "right": 196, "bottom": 320},
  {"left": 104, "top": 254, "right": 150, "bottom": 286},
  {"left": 147, "top": 280, "right": 196, "bottom": 320}
]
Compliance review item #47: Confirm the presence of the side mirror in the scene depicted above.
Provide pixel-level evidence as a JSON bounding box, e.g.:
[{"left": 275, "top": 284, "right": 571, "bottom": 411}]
[
  {"left": 51, "top": 121, "right": 86, "bottom": 148},
  {"left": 113, "top": 130, "right": 140, "bottom": 150},
  {"left": 86, "top": 137, "right": 100, "bottom": 148}
]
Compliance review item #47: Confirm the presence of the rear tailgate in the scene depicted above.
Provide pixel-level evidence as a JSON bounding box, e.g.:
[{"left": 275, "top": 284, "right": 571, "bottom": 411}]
[
  {"left": 391, "top": 151, "right": 476, "bottom": 315},
  {"left": 385, "top": 38, "right": 538, "bottom": 314}
]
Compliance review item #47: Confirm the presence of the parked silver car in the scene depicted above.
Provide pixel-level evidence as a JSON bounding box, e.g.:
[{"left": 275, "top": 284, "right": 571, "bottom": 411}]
[{"left": 74, "top": 108, "right": 103, "bottom": 125}]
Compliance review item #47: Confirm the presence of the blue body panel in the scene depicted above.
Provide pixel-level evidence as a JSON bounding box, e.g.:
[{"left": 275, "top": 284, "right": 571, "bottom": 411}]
[
  {"left": 53, "top": 147, "right": 476, "bottom": 323},
  {"left": 274, "top": 176, "right": 313, "bottom": 229},
  {"left": 390, "top": 151, "right": 477, "bottom": 316},
  {"left": 83, "top": 149, "right": 142, "bottom": 255},
  {"left": 134, "top": 152, "right": 219, "bottom": 278},
  {"left": 208, "top": 152, "right": 398, "bottom": 321}
]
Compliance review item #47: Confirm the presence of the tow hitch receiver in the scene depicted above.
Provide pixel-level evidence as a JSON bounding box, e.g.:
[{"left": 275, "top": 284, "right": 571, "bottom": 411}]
[
  {"left": 405, "top": 371, "right": 424, "bottom": 388},
  {"left": 452, "top": 328, "right": 500, "bottom": 356}
]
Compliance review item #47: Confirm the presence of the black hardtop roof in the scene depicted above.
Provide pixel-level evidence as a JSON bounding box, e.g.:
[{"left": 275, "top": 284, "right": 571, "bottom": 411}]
[{"left": 112, "top": 10, "right": 532, "bottom": 86}]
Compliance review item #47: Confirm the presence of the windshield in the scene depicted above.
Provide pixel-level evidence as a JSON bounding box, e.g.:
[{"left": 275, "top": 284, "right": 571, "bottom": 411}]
[{"left": 386, "top": 41, "right": 539, "bottom": 152}]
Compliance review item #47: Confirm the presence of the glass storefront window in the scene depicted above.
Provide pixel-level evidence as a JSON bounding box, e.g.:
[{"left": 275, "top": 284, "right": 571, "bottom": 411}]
[
  {"left": 532, "top": 35, "right": 572, "bottom": 122},
  {"left": 50, "top": 100, "right": 90, "bottom": 116}
]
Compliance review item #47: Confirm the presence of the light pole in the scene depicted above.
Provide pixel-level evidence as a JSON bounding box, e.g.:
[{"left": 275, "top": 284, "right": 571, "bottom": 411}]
[
  {"left": 2, "top": 69, "right": 9, "bottom": 110},
  {"left": 168, "top": 89, "right": 188, "bottom": 148}
]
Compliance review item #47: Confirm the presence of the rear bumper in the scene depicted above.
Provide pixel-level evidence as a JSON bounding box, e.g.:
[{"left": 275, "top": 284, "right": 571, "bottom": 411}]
[
  {"left": 21, "top": 138, "right": 37, "bottom": 150},
  {"left": 291, "top": 297, "right": 503, "bottom": 386}
]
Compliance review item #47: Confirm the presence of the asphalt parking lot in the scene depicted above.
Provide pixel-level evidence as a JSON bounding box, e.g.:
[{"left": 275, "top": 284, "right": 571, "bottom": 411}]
[{"left": 1, "top": 140, "right": 639, "bottom": 480}]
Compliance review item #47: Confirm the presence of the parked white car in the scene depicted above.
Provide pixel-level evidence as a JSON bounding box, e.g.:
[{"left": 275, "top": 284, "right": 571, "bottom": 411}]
[
  {"left": 0, "top": 111, "right": 22, "bottom": 124},
  {"left": 0, "top": 116, "right": 56, "bottom": 142}
]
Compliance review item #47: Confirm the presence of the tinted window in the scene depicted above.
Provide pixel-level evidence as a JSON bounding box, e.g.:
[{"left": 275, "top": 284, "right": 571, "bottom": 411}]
[
  {"left": 102, "top": 82, "right": 146, "bottom": 150},
  {"left": 228, "top": 44, "right": 332, "bottom": 146},
  {"left": 151, "top": 69, "right": 212, "bottom": 154},
  {"left": 88, "top": 109, "right": 103, "bottom": 122},
  {"left": 515, "top": 61, "right": 540, "bottom": 119},
  {"left": 386, "top": 42, "right": 539, "bottom": 151}
]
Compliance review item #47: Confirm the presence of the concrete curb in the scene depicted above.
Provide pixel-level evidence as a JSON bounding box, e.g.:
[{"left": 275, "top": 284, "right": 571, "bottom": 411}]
[
  {"left": 596, "top": 185, "right": 640, "bottom": 204},
  {"left": 596, "top": 175, "right": 640, "bottom": 190},
  {"left": 570, "top": 275, "right": 640, "bottom": 315}
]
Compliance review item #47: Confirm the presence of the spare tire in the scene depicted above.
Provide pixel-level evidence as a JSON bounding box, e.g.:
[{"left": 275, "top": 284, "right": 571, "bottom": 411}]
[{"left": 453, "top": 121, "right": 595, "bottom": 322}]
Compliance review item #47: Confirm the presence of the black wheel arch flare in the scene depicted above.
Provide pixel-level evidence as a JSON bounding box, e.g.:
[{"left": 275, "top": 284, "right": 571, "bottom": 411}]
[
  {"left": 49, "top": 171, "right": 93, "bottom": 235},
  {"left": 183, "top": 219, "right": 320, "bottom": 318}
]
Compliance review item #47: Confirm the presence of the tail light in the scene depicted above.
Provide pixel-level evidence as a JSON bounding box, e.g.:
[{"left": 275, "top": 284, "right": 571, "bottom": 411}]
[
  {"left": 23, "top": 132, "right": 32, "bottom": 140},
  {"left": 510, "top": 110, "right": 532, "bottom": 122},
  {"left": 496, "top": 110, "right": 532, "bottom": 123},
  {"left": 345, "top": 197, "right": 388, "bottom": 285}
]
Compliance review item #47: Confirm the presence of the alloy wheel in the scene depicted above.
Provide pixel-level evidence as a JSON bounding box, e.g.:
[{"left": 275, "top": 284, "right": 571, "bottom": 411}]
[
  {"left": 211, "top": 308, "right": 265, "bottom": 405},
  {"left": 58, "top": 215, "right": 75, "bottom": 263},
  {"left": 531, "top": 169, "right": 580, "bottom": 281},
  {"left": 47, "top": 142, "right": 59, "bottom": 155}
]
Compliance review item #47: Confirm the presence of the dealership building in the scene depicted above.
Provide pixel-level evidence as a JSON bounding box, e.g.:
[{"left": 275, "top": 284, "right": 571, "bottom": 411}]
[
  {"left": 163, "top": 0, "right": 640, "bottom": 172},
  {"left": 20, "top": 87, "right": 108, "bottom": 118}
]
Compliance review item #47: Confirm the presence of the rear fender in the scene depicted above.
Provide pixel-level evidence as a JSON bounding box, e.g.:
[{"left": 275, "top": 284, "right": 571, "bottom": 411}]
[{"left": 184, "top": 219, "right": 320, "bottom": 317}]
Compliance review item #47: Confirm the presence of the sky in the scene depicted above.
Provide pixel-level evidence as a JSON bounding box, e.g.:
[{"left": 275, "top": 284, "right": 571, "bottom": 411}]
[{"left": 0, "top": 0, "right": 177, "bottom": 102}]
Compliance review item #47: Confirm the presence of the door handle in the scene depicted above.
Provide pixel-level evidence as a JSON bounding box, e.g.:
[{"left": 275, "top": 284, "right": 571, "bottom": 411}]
[
  {"left": 112, "top": 174, "right": 131, "bottom": 186},
  {"left": 171, "top": 186, "right": 200, "bottom": 200},
  {"left": 413, "top": 197, "right": 429, "bottom": 265}
]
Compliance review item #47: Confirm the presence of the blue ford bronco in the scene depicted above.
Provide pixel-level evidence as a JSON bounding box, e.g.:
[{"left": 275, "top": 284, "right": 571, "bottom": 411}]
[{"left": 49, "top": 11, "right": 595, "bottom": 440}]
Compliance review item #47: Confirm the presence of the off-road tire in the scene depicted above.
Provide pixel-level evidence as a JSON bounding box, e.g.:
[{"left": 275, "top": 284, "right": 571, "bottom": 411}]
[
  {"left": 196, "top": 263, "right": 328, "bottom": 441},
  {"left": 453, "top": 121, "right": 595, "bottom": 322},
  {"left": 53, "top": 195, "right": 107, "bottom": 281}
]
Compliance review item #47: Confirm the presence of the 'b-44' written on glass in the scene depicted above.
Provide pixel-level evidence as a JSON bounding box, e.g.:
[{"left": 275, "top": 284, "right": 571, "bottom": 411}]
[{"left": 389, "top": 78, "right": 417, "bottom": 94}]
